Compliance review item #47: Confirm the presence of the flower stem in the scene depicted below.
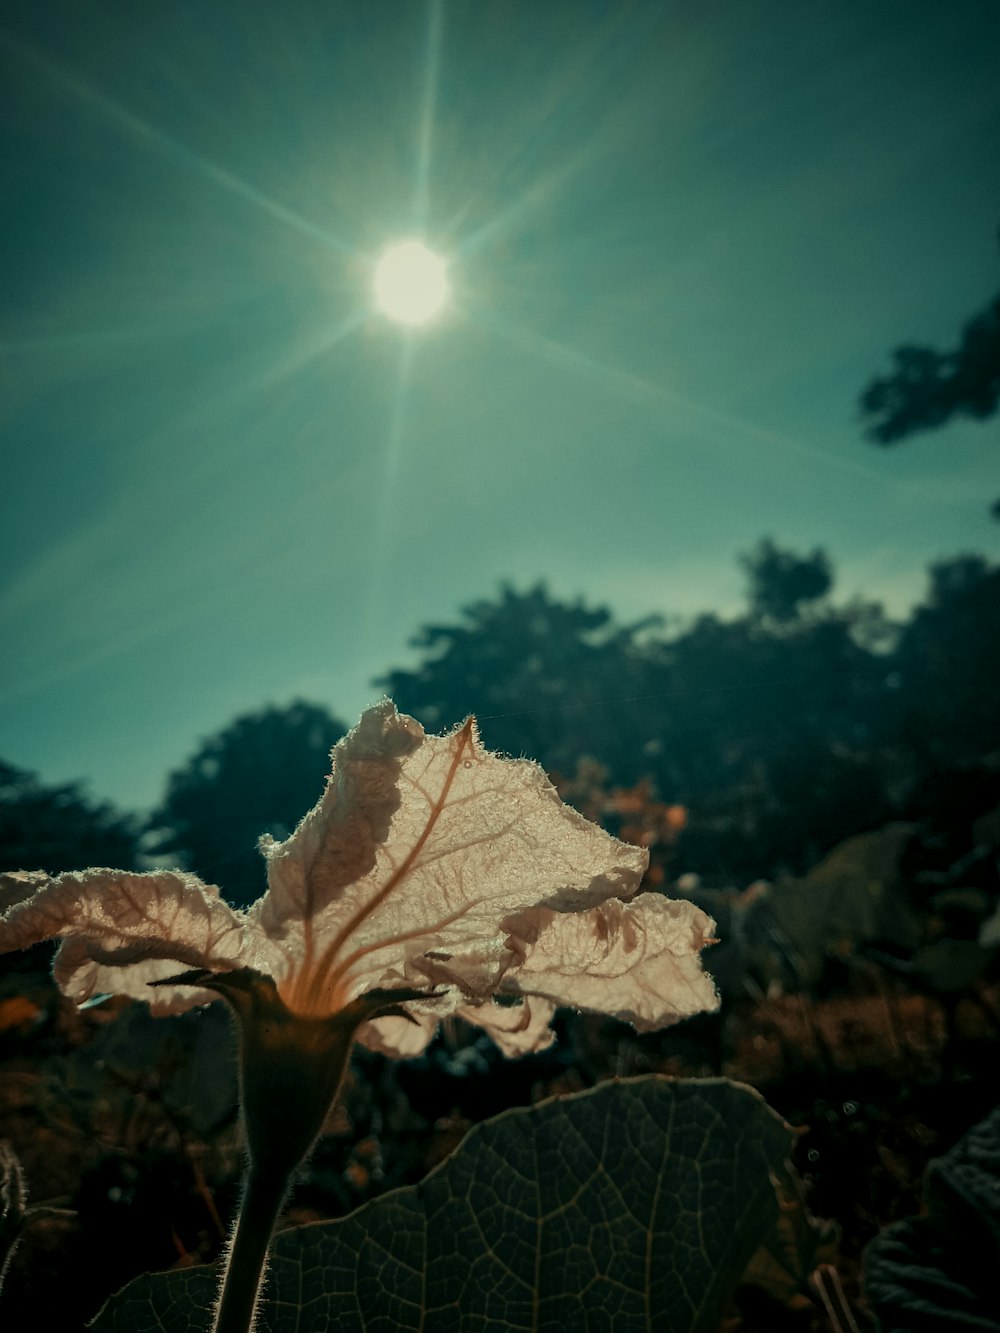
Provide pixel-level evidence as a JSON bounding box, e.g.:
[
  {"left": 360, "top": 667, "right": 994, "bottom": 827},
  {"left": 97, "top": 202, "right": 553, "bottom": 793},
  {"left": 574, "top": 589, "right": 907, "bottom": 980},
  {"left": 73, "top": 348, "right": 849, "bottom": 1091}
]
[
  {"left": 188, "top": 970, "right": 431, "bottom": 1333},
  {"left": 212, "top": 1166, "right": 288, "bottom": 1333}
]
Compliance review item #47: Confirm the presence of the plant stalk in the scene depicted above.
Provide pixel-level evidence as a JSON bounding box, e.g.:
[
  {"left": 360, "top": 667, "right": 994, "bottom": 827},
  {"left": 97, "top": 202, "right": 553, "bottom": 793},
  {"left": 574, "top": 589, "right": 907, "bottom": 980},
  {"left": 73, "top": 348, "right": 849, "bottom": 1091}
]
[
  {"left": 182, "top": 970, "right": 431, "bottom": 1333},
  {"left": 212, "top": 1166, "right": 289, "bottom": 1333}
]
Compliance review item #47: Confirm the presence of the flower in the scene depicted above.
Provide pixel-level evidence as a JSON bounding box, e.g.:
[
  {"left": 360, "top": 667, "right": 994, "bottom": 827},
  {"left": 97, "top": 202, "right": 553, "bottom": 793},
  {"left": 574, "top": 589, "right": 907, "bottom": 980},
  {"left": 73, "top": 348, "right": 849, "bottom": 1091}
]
[{"left": 0, "top": 701, "right": 718, "bottom": 1056}]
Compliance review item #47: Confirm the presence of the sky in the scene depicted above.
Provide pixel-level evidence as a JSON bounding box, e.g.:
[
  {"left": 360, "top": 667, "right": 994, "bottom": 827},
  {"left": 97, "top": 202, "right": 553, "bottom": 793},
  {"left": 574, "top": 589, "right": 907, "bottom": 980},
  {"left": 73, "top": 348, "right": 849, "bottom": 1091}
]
[{"left": 1, "top": 0, "right": 998, "bottom": 813}]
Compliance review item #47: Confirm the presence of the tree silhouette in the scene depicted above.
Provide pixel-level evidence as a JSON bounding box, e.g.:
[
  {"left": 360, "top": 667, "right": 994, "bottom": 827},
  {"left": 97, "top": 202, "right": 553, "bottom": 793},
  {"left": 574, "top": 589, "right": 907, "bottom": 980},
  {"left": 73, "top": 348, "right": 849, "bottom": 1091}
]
[
  {"left": 891, "top": 555, "right": 1000, "bottom": 769},
  {"left": 378, "top": 557, "right": 901, "bottom": 880},
  {"left": 650, "top": 585, "right": 895, "bottom": 878},
  {"left": 0, "top": 761, "right": 139, "bottom": 874},
  {"left": 377, "top": 583, "right": 666, "bottom": 783},
  {"left": 147, "top": 701, "right": 346, "bottom": 906},
  {"left": 740, "top": 538, "right": 833, "bottom": 624},
  {"left": 859, "top": 227, "right": 999, "bottom": 515},
  {"left": 860, "top": 295, "right": 1000, "bottom": 443}
]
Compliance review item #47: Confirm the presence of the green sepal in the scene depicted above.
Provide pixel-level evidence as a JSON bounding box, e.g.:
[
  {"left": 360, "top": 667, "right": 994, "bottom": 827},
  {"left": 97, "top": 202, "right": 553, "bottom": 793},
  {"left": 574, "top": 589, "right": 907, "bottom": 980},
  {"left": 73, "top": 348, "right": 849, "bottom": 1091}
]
[{"left": 151, "top": 969, "right": 439, "bottom": 1179}]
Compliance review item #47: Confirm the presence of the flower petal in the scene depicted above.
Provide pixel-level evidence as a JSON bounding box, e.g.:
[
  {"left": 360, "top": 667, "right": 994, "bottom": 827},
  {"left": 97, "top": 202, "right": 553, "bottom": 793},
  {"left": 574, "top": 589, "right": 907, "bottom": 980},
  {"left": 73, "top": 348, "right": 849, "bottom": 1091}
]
[
  {"left": 357, "top": 1007, "right": 441, "bottom": 1058},
  {"left": 459, "top": 995, "right": 558, "bottom": 1057},
  {"left": 256, "top": 701, "right": 424, "bottom": 941},
  {"left": 257, "top": 701, "right": 648, "bottom": 1015},
  {"left": 0, "top": 869, "right": 275, "bottom": 1013},
  {"left": 0, "top": 871, "right": 49, "bottom": 913},
  {"left": 505, "top": 894, "right": 719, "bottom": 1030},
  {"left": 52, "top": 938, "right": 224, "bottom": 1014}
]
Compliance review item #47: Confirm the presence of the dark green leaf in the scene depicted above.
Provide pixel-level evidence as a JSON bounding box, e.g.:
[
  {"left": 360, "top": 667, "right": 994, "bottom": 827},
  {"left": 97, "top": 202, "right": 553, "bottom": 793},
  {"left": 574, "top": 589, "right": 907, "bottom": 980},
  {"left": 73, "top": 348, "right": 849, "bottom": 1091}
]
[
  {"left": 864, "top": 1102, "right": 1000, "bottom": 1331},
  {"left": 758, "top": 823, "right": 921, "bottom": 991},
  {"left": 91, "top": 1076, "right": 793, "bottom": 1333}
]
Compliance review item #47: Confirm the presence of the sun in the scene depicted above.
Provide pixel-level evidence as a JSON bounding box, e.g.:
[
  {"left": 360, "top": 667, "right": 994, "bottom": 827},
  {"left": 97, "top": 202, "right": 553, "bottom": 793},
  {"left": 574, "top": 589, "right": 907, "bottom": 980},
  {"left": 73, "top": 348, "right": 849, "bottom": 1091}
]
[{"left": 373, "top": 240, "right": 450, "bottom": 326}]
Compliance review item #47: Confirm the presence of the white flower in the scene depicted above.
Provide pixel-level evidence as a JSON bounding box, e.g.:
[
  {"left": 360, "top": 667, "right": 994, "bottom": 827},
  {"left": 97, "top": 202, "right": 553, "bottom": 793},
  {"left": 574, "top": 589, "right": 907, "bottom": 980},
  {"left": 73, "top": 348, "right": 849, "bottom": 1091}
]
[{"left": 0, "top": 701, "right": 718, "bottom": 1055}]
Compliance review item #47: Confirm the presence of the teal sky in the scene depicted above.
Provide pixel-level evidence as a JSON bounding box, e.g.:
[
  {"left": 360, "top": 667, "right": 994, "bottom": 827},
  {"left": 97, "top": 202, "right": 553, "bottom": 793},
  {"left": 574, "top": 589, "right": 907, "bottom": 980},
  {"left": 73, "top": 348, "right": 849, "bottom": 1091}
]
[{"left": 1, "top": 0, "right": 998, "bottom": 812}]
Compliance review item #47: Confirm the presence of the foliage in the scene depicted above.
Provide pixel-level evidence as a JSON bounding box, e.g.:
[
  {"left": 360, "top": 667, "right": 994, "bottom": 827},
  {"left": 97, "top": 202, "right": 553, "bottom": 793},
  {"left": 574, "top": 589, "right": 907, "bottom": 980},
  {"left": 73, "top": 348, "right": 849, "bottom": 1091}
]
[
  {"left": 376, "top": 545, "right": 1000, "bottom": 881},
  {"left": 146, "top": 702, "right": 346, "bottom": 906},
  {"left": 740, "top": 538, "right": 834, "bottom": 625},
  {"left": 731, "top": 823, "right": 924, "bottom": 996},
  {"left": 860, "top": 293, "right": 1000, "bottom": 444},
  {"left": 858, "top": 227, "right": 999, "bottom": 515},
  {"left": 864, "top": 1101, "right": 1000, "bottom": 1331},
  {"left": 10, "top": 539, "right": 989, "bottom": 909},
  {"left": 377, "top": 582, "right": 666, "bottom": 784},
  {"left": 650, "top": 601, "right": 895, "bottom": 878},
  {"left": 2, "top": 782, "right": 999, "bottom": 1329},
  {"left": 380, "top": 553, "right": 905, "bottom": 880},
  {"left": 859, "top": 220, "right": 1000, "bottom": 448},
  {"left": 0, "top": 761, "right": 139, "bottom": 877},
  {"left": 2, "top": 546, "right": 999, "bottom": 1330},
  {"left": 890, "top": 556, "right": 1000, "bottom": 769},
  {"left": 2, "top": 703, "right": 714, "bottom": 1048},
  {"left": 91, "top": 1078, "right": 794, "bottom": 1333}
]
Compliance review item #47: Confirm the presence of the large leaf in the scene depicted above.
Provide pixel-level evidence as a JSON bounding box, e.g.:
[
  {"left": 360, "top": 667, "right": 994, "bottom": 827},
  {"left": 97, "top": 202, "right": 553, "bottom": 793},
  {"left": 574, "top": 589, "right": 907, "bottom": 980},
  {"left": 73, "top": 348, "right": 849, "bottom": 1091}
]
[
  {"left": 91, "top": 1076, "right": 793, "bottom": 1333},
  {"left": 864, "top": 1102, "right": 1000, "bottom": 1331},
  {"left": 755, "top": 823, "right": 921, "bottom": 990},
  {"left": 63, "top": 1001, "right": 238, "bottom": 1138}
]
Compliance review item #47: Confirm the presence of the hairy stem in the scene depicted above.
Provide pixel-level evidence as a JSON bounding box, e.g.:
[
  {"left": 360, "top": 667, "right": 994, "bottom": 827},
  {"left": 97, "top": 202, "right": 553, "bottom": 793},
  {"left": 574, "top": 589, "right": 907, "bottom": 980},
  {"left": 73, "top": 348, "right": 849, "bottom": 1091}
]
[
  {"left": 185, "top": 969, "right": 429, "bottom": 1333},
  {"left": 212, "top": 1167, "right": 288, "bottom": 1333}
]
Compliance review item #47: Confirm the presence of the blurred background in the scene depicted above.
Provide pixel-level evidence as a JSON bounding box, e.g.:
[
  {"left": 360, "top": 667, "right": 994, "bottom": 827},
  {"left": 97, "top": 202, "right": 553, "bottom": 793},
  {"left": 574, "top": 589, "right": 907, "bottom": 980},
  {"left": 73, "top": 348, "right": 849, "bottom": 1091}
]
[{"left": 1, "top": 1, "right": 998, "bottom": 1328}]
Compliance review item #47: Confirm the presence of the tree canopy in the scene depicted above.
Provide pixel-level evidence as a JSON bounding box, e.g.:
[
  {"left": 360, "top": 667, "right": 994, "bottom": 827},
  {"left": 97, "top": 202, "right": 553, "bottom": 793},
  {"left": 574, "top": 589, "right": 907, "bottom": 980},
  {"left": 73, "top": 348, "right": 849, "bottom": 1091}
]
[
  {"left": 858, "top": 228, "right": 999, "bottom": 516},
  {"left": 146, "top": 701, "right": 347, "bottom": 906},
  {"left": 377, "top": 583, "right": 667, "bottom": 783},
  {"left": 891, "top": 555, "right": 1000, "bottom": 769},
  {"left": 8, "top": 546, "right": 998, "bottom": 901},
  {"left": 860, "top": 293, "right": 1000, "bottom": 444},
  {"left": 0, "top": 761, "right": 139, "bottom": 874},
  {"left": 377, "top": 552, "right": 900, "bottom": 878},
  {"left": 377, "top": 547, "right": 999, "bottom": 880},
  {"left": 740, "top": 538, "right": 834, "bottom": 624}
]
